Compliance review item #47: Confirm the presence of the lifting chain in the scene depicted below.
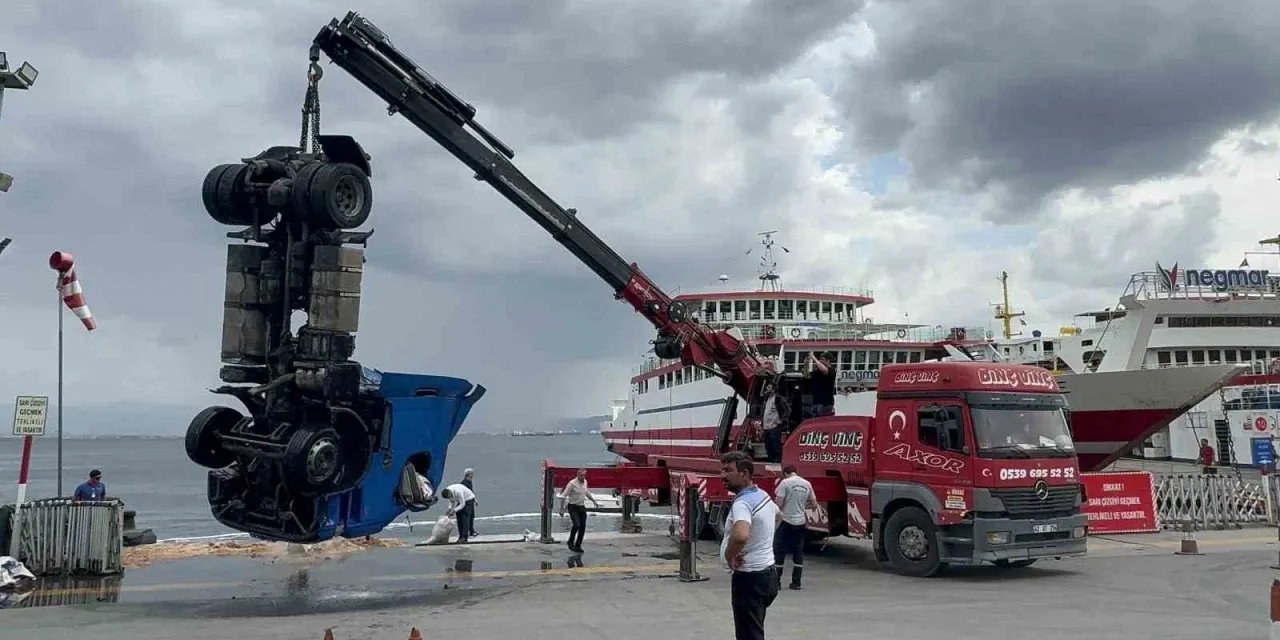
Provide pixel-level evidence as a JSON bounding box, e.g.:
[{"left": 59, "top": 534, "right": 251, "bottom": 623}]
[{"left": 299, "top": 49, "right": 323, "bottom": 155}]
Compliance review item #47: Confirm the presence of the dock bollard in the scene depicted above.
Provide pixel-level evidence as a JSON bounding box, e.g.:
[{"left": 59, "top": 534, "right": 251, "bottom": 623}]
[
  {"left": 1174, "top": 519, "right": 1203, "bottom": 556},
  {"left": 678, "top": 485, "right": 708, "bottom": 583}
]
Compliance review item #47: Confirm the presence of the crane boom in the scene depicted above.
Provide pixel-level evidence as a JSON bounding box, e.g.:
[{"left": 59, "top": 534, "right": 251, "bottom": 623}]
[{"left": 311, "top": 12, "right": 775, "bottom": 401}]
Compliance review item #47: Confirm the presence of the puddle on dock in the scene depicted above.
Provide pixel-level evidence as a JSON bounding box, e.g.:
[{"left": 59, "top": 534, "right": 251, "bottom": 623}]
[{"left": 2, "top": 545, "right": 669, "bottom": 617}]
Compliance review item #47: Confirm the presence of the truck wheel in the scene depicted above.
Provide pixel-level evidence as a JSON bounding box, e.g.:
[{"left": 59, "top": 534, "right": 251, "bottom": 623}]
[
  {"left": 993, "top": 559, "right": 1036, "bottom": 569},
  {"left": 284, "top": 425, "right": 344, "bottom": 492},
  {"left": 202, "top": 164, "right": 255, "bottom": 226},
  {"left": 185, "top": 406, "right": 240, "bottom": 469},
  {"left": 883, "top": 506, "right": 944, "bottom": 577},
  {"left": 305, "top": 162, "right": 372, "bottom": 229}
]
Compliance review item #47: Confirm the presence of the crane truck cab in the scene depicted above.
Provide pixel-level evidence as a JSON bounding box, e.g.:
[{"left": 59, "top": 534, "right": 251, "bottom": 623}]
[{"left": 779, "top": 361, "right": 1087, "bottom": 577}]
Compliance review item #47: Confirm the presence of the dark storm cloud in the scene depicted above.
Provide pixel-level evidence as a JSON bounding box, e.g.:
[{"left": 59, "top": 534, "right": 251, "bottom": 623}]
[{"left": 841, "top": 0, "right": 1280, "bottom": 217}]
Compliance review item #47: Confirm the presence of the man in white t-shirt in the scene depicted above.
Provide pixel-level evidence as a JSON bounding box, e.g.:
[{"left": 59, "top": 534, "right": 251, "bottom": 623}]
[
  {"left": 440, "top": 482, "right": 476, "bottom": 543},
  {"left": 719, "top": 451, "right": 780, "bottom": 640},
  {"left": 773, "top": 464, "right": 817, "bottom": 590}
]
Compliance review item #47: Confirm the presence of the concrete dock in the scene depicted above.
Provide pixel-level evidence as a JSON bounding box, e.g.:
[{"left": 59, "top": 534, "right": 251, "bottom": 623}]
[{"left": 2, "top": 528, "right": 1276, "bottom": 639}]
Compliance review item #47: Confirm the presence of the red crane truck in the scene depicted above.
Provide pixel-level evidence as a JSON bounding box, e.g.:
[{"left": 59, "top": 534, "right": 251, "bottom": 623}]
[{"left": 309, "top": 12, "right": 1088, "bottom": 577}]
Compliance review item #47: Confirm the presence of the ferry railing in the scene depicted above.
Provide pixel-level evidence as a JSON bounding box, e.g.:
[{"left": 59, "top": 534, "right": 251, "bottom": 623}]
[
  {"left": 671, "top": 283, "right": 875, "bottom": 299},
  {"left": 10, "top": 498, "right": 124, "bottom": 575},
  {"left": 1153, "top": 472, "right": 1270, "bottom": 530}
]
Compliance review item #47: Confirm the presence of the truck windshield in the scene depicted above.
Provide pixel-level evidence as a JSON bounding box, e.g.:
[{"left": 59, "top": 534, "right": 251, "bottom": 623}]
[{"left": 969, "top": 397, "right": 1075, "bottom": 458}]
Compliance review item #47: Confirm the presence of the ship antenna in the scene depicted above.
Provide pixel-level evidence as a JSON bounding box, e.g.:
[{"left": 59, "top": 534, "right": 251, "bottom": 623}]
[
  {"left": 991, "top": 271, "right": 1025, "bottom": 340},
  {"left": 745, "top": 230, "right": 788, "bottom": 292}
]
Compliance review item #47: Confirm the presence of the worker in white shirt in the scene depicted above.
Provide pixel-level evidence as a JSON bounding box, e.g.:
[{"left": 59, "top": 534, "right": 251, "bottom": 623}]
[
  {"left": 558, "top": 468, "right": 599, "bottom": 553},
  {"left": 440, "top": 482, "right": 476, "bottom": 543},
  {"left": 773, "top": 464, "right": 817, "bottom": 590}
]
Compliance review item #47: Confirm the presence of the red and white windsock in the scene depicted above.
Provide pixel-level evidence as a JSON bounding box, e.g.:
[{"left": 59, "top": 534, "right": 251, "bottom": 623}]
[{"left": 49, "top": 251, "right": 97, "bottom": 331}]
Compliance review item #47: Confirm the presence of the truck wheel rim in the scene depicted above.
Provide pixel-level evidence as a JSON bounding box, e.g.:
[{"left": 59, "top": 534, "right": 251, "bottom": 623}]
[
  {"left": 307, "top": 438, "right": 339, "bottom": 483},
  {"left": 332, "top": 175, "right": 365, "bottom": 221},
  {"left": 897, "top": 526, "right": 928, "bottom": 561}
]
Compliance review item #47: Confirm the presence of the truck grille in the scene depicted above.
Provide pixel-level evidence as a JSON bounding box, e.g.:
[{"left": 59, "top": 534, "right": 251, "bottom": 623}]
[{"left": 991, "top": 487, "right": 1078, "bottom": 517}]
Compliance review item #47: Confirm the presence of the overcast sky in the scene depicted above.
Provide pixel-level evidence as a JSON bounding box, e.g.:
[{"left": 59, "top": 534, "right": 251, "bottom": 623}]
[{"left": 3, "top": 0, "right": 1280, "bottom": 435}]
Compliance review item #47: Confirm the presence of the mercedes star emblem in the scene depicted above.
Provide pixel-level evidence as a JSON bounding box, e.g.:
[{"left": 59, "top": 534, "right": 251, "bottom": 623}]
[{"left": 1034, "top": 480, "right": 1050, "bottom": 501}]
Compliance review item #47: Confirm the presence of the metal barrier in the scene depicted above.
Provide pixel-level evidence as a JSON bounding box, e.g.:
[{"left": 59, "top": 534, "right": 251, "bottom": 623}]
[
  {"left": 10, "top": 498, "right": 124, "bottom": 575},
  {"left": 1153, "top": 473, "right": 1269, "bottom": 530}
]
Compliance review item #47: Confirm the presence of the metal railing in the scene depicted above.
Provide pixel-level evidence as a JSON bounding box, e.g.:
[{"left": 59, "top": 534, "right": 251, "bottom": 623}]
[
  {"left": 10, "top": 498, "right": 124, "bottom": 575},
  {"left": 1153, "top": 473, "right": 1269, "bottom": 530}
]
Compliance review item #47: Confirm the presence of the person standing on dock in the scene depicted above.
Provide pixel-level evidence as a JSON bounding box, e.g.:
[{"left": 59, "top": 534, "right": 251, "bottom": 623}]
[
  {"left": 461, "top": 468, "right": 479, "bottom": 537},
  {"left": 719, "top": 451, "right": 779, "bottom": 640},
  {"left": 440, "top": 482, "right": 476, "bottom": 543},
  {"left": 73, "top": 469, "right": 106, "bottom": 501},
  {"left": 773, "top": 464, "right": 816, "bottom": 591},
  {"left": 805, "top": 352, "right": 835, "bottom": 418},
  {"left": 558, "top": 468, "right": 599, "bottom": 553}
]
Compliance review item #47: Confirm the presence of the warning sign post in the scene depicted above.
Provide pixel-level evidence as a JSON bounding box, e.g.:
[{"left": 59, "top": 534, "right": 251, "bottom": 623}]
[
  {"left": 1081, "top": 471, "right": 1160, "bottom": 534},
  {"left": 10, "top": 395, "right": 48, "bottom": 556}
]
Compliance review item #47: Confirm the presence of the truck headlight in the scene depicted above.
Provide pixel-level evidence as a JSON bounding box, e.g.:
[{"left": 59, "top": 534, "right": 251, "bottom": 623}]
[
  {"left": 1073, "top": 526, "right": 1087, "bottom": 538},
  {"left": 986, "top": 531, "right": 1010, "bottom": 545}
]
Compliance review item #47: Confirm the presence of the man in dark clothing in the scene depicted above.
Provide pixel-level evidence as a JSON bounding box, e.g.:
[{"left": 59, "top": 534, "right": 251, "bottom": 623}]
[
  {"left": 806, "top": 352, "right": 836, "bottom": 418},
  {"left": 461, "top": 468, "right": 478, "bottom": 537}
]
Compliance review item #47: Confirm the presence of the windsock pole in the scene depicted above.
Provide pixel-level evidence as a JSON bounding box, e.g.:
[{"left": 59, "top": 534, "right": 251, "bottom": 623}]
[{"left": 49, "top": 251, "right": 96, "bottom": 496}]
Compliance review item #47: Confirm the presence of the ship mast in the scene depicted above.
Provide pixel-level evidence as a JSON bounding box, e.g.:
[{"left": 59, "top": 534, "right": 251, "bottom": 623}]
[
  {"left": 992, "top": 271, "right": 1025, "bottom": 340},
  {"left": 746, "top": 230, "right": 789, "bottom": 292}
]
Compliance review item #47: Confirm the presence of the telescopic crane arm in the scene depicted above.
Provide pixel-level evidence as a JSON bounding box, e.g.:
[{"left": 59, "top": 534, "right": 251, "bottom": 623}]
[{"left": 311, "top": 12, "right": 775, "bottom": 401}]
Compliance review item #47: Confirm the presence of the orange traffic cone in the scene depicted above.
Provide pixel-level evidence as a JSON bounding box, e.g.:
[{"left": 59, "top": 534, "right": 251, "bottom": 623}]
[
  {"left": 1174, "top": 520, "right": 1202, "bottom": 556},
  {"left": 323, "top": 630, "right": 334, "bottom": 640},
  {"left": 408, "top": 628, "right": 423, "bottom": 640},
  {"left": 1270, "top": 579, "right": 1280, "bottom": 639}
]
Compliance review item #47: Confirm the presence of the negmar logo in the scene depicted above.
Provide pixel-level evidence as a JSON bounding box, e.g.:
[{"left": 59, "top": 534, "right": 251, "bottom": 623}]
[{"left": 1156, "top": 261, "right": 1272, "bottom": 292}]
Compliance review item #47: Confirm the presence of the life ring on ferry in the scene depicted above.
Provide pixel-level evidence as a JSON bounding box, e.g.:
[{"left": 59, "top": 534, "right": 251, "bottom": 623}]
[
  {"left": 896, "top": 329, "right": 907, "bottom": 339},
  {"left": 763, "top": 324, "right": 776, "bottom": 339}
]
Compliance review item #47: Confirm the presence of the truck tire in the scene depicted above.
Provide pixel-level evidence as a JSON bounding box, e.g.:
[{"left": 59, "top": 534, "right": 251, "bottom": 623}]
[
  {"left": 185, "top": 406, "right": 240, "bottom": 469},
  {"left": 202, "top": 163, "right": 255, "bottom": 226},
  {"left": 284, "top": 425, "right": 345, "bottom": 493},
  {"left": 883, "top": 506, "right": 944, "bottom": 577},
  {"left": 304, "top": 162, "right": 372, "bottom": 229}
]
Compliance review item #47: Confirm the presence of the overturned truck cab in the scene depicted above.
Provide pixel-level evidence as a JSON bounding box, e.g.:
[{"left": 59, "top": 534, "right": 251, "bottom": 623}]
[{"left": 185, "top": 138, "right": 484, "bottom": 543}]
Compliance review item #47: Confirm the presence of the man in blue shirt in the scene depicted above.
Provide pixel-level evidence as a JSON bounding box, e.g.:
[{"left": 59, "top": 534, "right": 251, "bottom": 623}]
[{"left": 73, "top": 469, "right": 106, "bottom": 501}]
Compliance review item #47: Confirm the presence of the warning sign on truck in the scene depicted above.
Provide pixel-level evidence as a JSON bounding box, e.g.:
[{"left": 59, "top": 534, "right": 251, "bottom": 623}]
[
  {"left": 1080, "top": 471, "right": 1159, "bottom": 534},
  {"left": 11, "top": 395, "right": 49, "bottom": 436}
]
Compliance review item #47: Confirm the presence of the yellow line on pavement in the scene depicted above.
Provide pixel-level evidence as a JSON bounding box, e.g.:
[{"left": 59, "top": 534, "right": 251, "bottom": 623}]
[{"left": 1088, "top": 535, "right": 1277, "bottom": 552}]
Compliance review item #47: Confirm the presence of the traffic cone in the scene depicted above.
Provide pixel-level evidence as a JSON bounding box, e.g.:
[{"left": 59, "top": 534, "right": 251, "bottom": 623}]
[
  {"left": 1271, "top": 579, "right": 1280, "bottom": 640},
  {"left": 323, "top": 630, "right": 334, "bottom": 640},
  {"left": 1174, "top": 520, "right": 1203, "bottom": 556},
  {"left": 408, "top": 628, "right": 423, "bottom": 640}
]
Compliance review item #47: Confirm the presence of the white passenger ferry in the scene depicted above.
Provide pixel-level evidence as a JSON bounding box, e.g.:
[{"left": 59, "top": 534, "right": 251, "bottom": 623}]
[{"left": 598, "top": 233, "right": 1241, "bottom": 471}]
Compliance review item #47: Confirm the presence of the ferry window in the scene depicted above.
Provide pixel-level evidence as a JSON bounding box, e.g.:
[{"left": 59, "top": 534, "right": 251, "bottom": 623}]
[
  {"left": 1192, "top": 350, "right": 1205, "bottom": 365},
  {"left": 1225, "top": 350, "right": 1237, "bottom": 363},
  {"left": 1082, "top": 340, "right": 1094, "bottom": 346},
  {"left": 658, "top": 376, "right": 665, "bottom": 390},
  {"left": 840, "top": 351, "right": 853, "bottom": 370},
  {"left": 779, "top": 300, "right": 793, "bottom": 320},
  {"left": 1043, "top": 341, "right": 1054, "bottom": 352},
  {"left": 735, "top": 300, "right": 746, "bottom": 320},
  {"left": 1258, "top": 350, "right": 1269, "bottom": 362},
  {"left": 784, "top": 351, "right": 797, "bottom": 371},
  {"left": 1207, "top": 349, "right": 1220, "bottom": 363},
  {"left": 749, "top": 300, "right": 761, "bottom": 320},
  {"left": 1271, "top": 350, "right": 1280, "bottom": 359},
  {"left": 909, "top": 351, "right": 922, "bottom": 363},
  {"left": 1175, "top": 351, "right": 1188, "bottom": 365},
  {"left": 1157, "top": 351, "right": 1172, "bottom": 366},
  {"left": 822, "top": 301, "right": 832, "bottom": 320},
  {"left": 917, "top": 408, "right": 941, "bottom": 449},
  {"left": 835, "top": 303, "right": 845, "bottom": 322},
  {"left": 719, "top": 301, "right": 731, "bottom": 320},
  {"left": 855, "top": 351, "right": 867, "bottom": 365},
  {"left": 764, "top": 299, "right": 775, "bottom": 320},
  {"left": 896, "top": 351, "right": 908, "bottom": 363},
  {"left": 703, "top": 302, "right": 716, "bottom": 318}
]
